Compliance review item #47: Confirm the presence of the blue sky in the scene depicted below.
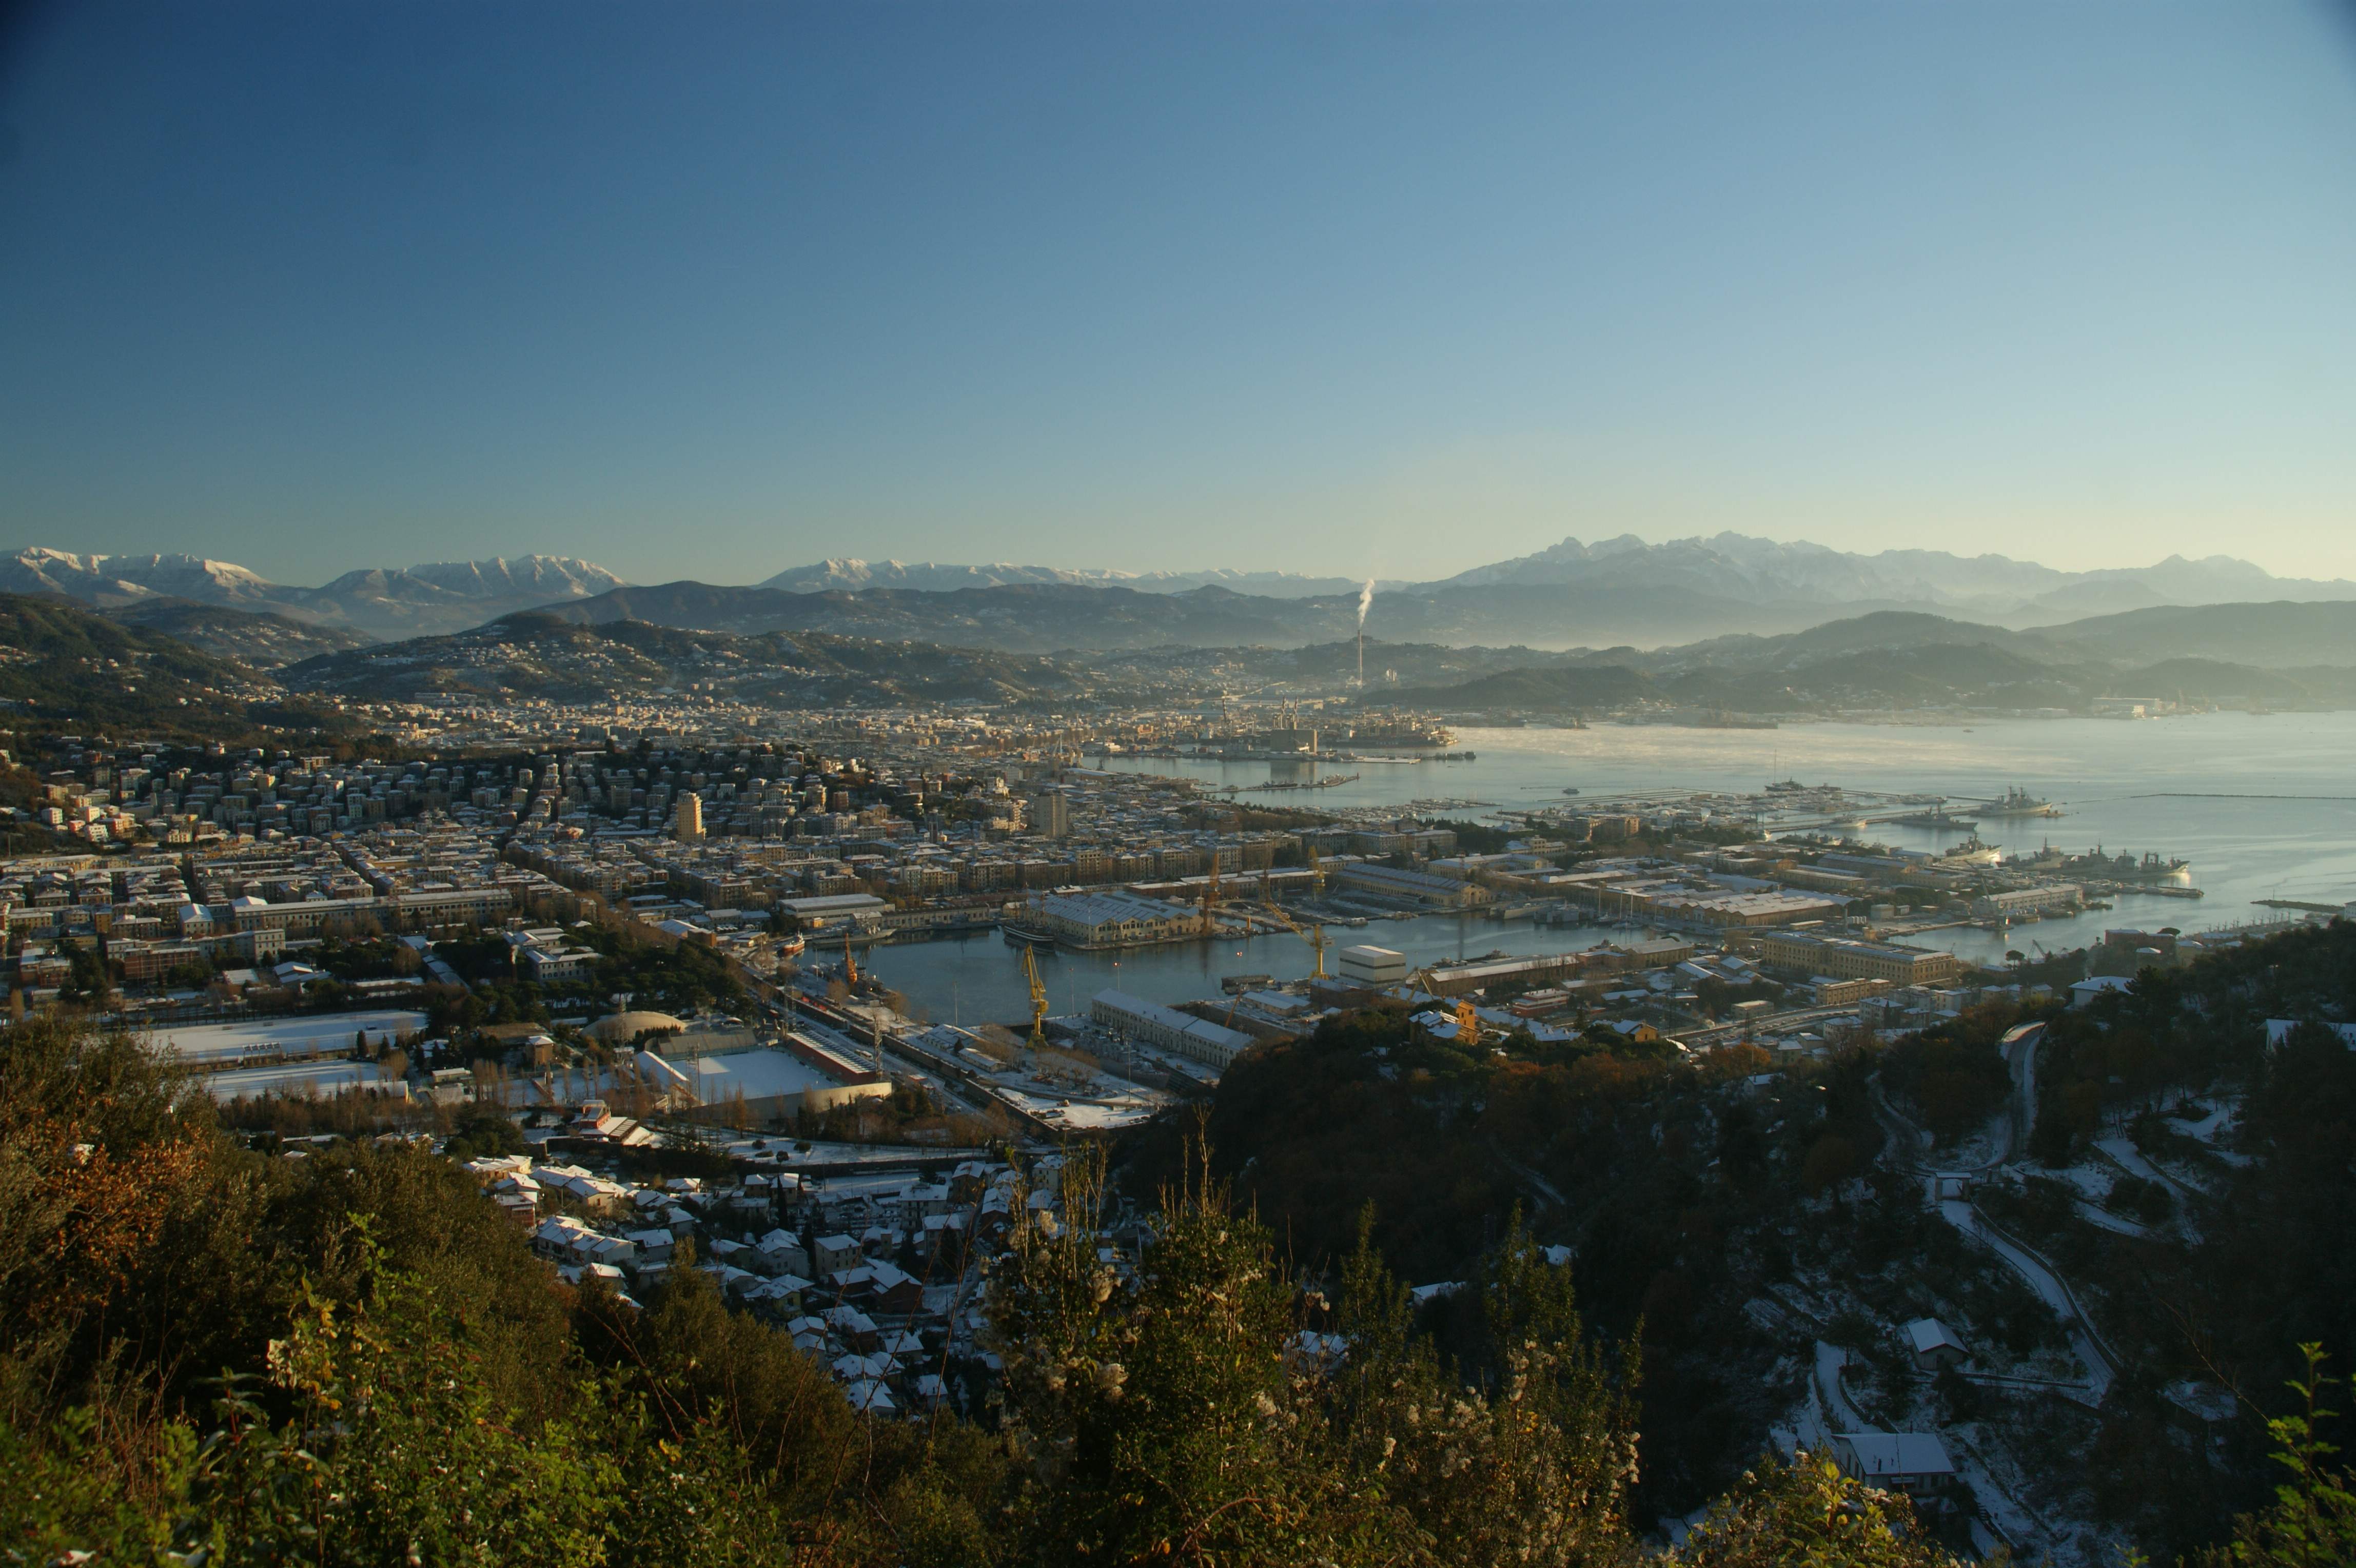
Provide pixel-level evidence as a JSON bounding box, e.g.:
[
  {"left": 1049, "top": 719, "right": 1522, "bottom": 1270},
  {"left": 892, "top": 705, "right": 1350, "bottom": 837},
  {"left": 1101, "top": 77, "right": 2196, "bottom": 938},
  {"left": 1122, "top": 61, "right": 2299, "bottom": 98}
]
[{"left": 3, "top": 1, "right": 2353, "bottom": 587}]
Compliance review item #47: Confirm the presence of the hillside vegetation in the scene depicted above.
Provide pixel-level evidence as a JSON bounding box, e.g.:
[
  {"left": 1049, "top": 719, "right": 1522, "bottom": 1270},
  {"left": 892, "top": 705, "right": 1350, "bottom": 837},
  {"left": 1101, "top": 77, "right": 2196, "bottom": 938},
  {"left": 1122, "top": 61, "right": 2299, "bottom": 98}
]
[
  {"left": 9, "top": 927, "right": 2356, "bottom": 1563},
  {"left": 102, "top": 600, "right": 377, "bottom": 669},
  {"left": 1144, "top": 923, "right": 2356, "bottom": 1561},
  {"left": 281, "top": 612, "right": 1098, "bottom": 707},
  {"left": 0, "top": 594, "right": 360, "bottom": 744},
  {"left": 0, "top": 1013, "right": 1996, "bottom": 1567}
]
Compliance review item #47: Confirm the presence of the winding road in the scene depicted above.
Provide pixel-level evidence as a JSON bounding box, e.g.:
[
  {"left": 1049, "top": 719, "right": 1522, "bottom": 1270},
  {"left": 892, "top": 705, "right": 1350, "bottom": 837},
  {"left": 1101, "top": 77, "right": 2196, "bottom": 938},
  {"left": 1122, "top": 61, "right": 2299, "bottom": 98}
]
[{"left": 1872, "top": 1021, "right": 2117, "bottom": 1402}]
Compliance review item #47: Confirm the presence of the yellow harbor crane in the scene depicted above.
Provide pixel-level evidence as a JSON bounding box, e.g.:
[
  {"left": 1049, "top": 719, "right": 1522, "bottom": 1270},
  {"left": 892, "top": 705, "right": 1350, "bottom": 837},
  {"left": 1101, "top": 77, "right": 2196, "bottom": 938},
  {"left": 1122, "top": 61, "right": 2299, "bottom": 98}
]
[
  {"left": 1455, "top": 997, "right": 1481, "bottom": 1052},
  {"left": 1022, "top": 942, "right": 1051, "bottom": 1052},
  {"left": 1250, "top": 900, "right": 1329, "bottom": 979}
]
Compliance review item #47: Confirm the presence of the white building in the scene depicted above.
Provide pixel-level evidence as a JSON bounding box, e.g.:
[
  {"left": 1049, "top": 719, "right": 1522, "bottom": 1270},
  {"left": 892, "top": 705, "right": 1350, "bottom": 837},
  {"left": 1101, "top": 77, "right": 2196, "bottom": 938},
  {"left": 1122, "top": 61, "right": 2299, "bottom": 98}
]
[
  {"left": 1090, "top": 988, "right": 1254, "bottom": 1070},
  {"left": 1337, "top": 945, "right": 1407, "bottom": 987},
  {"left": 1831, "top": 1433, "right": 1955, "bottom": 1500},
  {"left": 1973, "top": 884, "right": 2083, "bottom": 919},
  {"left": 1032, "top": 889, "right": 1191, "bottom": 948}
]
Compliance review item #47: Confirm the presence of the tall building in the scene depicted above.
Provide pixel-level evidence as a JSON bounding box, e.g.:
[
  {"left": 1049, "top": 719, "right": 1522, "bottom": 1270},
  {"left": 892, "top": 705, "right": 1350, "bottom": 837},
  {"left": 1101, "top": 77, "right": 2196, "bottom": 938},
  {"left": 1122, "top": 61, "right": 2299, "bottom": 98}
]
[
  {"left": 1030, "top": 788, "right": 1071, "bottom": 840},
  {"left": 675, "top": 792, "right": 703, "bottom": 841}
]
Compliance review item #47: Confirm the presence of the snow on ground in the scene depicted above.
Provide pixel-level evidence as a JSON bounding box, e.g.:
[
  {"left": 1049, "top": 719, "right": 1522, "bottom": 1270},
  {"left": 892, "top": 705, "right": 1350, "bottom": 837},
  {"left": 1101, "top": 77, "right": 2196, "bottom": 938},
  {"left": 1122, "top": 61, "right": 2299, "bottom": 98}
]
[
  {"left": 2166, "top": 1098, "right": 2238, "bottom": 1146},
  {"left": 2043, "top": 1162, "right": 2116, "bottom": 1202},
  {"left": 1813, "top": 1341, "right": 1873, "bottom": 1432},
  {"left": 2072, "top": 1202, "right": 2150, "bottom": 1239},
  {"left": 1939, "top": 1199, "right": 2114, "bottom": 1401},
  {"left": 1946, "top": 1423, "right": 2103, "bottom": 1567},
  {"left": 716, "top": 1137, "right": 993, "bottom": 1167},
  {"left": 2029, "top": 1162, "right": 2152, "bottom": 1237},
  {"left": 1009, "top": 1092, "right": 1159, "bottom": 1130},
  {"left": 2094, "top": 1136, "right": 2209, "bottom": 1199},
  {"left": 2166, "top": 1101, "right": 2254, "bottom": 1167},
  {"left": 205, "top": 1057, "right": 387, "bottom": 1103},
  {"left": 1940, "top": 1118, "right": 2009, "bottom": 1173},
  {"left": 151, "top": 1009, "right": 429, "bottom": 1065}
]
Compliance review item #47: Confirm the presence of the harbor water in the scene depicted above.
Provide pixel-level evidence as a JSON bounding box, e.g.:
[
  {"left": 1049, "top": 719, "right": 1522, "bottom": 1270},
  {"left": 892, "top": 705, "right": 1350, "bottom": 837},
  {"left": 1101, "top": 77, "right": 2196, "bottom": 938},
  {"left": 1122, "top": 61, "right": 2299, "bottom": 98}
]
[{"left": 858, "top": 712, "right": 2356, "bottom": 1029}]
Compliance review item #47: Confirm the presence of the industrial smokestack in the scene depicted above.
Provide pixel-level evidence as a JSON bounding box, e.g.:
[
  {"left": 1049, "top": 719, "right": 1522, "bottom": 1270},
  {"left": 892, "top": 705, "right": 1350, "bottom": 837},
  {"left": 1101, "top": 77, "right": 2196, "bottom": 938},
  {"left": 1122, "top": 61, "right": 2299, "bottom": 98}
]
[{"left": 1356, "top": 579, "right": 1374, "bottom": 687}]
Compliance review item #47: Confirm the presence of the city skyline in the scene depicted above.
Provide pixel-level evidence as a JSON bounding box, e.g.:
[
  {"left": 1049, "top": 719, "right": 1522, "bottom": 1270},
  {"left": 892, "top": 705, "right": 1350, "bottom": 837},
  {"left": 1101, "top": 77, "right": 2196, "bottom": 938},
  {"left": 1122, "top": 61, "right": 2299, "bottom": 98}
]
[{"left": 4, "top": 2, "right": 2353, "bottom": 584}]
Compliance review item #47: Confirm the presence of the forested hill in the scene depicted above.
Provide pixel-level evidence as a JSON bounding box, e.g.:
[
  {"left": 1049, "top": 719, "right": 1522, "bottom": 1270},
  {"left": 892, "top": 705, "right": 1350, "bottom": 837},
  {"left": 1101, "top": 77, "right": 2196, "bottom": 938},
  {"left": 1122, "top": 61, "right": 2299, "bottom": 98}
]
[
  {"left": 0, "top": 593, "right": 361, "bottom": 744},
  {"left": 1137, "top": 920, "right": 2356, "bottom": 1561},
  {"left": 8, "top": 928, "right": 2356, "bottom": 1563},
  {"left": 1385, "top": 609, "right": 2356, "bottom": 713},
  {"left": 280, "top": 611, "right": 1095, "bottom": 707}
]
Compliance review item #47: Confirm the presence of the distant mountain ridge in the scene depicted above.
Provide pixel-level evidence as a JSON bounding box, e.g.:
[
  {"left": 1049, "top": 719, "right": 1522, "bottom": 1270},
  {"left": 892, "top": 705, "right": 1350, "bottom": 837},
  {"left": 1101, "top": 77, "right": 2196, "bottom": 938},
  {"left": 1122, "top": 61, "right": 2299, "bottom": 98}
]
[
  {"left": 1381, "top": 604, "right": 2356, "bottom": 714},
  {"left": 1428, "top": 532, "right": 2356, "bottom": 621},
  {"left": 758, "top": 558, "right": 1360, "bottom": 597},
  {"left": 10, "top": 533, "right": 2353, "bottom": 652},
  {"left": 0, "top": 549, "right": 624, "bottom": 639}
]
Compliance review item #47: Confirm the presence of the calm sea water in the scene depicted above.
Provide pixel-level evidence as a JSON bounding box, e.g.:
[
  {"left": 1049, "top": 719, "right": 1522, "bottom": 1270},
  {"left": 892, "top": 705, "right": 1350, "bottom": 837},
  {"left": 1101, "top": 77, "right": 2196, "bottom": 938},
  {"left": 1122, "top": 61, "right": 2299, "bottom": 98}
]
[{"left": 859, "top": 713, "right": 2356, "bottom": 1029}]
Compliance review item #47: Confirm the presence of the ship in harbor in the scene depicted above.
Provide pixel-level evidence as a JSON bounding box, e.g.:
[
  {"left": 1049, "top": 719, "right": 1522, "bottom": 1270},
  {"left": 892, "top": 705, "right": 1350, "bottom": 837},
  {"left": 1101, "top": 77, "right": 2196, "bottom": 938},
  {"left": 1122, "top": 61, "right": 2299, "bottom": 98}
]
[
  {"left": 1340, "top": 715, "right": 1458, "bottom": 750},
  {"left": 1978, "top": 786, "right": 2063, "bottom": 818},
  {"left": 1889, "top": 804, "right": 1979, "bottom": 830},
  {"left": 2058, "top": 847, "right": 2193, "bottom": 883}
]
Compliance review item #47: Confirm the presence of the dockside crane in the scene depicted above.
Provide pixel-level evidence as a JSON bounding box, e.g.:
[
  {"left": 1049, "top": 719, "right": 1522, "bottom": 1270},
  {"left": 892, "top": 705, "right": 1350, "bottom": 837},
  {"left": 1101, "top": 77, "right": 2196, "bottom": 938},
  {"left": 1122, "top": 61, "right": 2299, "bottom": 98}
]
[
  {"left": 1250, "top": 900, "right": 1329, "bottom": 979},
  {"left": 1455, "top": 997, "right": 1481, "bottom": 1052},
  {"left": 1022, "top": 943, "right": 1051, "bottom": 1053}
]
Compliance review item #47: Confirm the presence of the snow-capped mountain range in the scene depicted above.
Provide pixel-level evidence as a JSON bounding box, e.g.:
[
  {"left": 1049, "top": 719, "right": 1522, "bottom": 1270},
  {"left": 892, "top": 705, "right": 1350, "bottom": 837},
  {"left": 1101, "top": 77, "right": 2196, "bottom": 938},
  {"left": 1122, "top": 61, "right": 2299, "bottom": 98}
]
[
  {"left": 1424, "top": 533, "right": 2354, "bottom": 621},
  {"left": 766, "top": 537, "right": 2356, "bottom": 623},
  {"left": 757, "top": 559, "right": 1362, "bottom": 597},
  {"left": 6, "top": 534, "right": 2351, "bottom": 647},
  {"left": 0, "top": 550, "right": 626, "bottom": 639}
]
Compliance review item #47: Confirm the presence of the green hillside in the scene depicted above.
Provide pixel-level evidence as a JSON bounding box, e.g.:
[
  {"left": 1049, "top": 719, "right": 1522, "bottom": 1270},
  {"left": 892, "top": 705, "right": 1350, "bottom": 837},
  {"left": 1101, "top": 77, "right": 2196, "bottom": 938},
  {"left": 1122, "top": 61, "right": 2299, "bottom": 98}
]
[{"left": 0, "top": 593, "right": 357, "bottom": 743}]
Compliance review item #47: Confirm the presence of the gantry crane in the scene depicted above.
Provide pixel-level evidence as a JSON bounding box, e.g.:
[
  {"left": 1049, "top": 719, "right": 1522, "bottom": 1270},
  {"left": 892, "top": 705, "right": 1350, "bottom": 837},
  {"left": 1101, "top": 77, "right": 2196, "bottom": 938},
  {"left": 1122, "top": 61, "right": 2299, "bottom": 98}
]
[
  {"left": 1022, "top": 942, "right": 1051, "bottom": 1052},
  {"left": 1249, "top": 900, "right": 1329, "bottom": 980},
  {"left": 1455, "top": 997, "right": 1481, "bottom": 1052}
]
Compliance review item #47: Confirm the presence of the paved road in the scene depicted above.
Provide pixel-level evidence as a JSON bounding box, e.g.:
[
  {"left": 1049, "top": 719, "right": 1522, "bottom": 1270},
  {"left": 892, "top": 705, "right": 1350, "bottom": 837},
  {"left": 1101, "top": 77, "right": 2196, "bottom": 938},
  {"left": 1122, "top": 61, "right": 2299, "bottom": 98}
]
[
  {"left": 1813, "top": 1341, "right": 1874, "bottom": 1433},
  {"left": 2094, "top": 1135, "right": 2206, "bottom": 1201},
  {"left": 1998, "top": 1022, "right": 2046, "bottom": 1170},
  {"left": 1872, "top": 1024, "right": 2116, "bottom": 1405},
  {"left": 1940, "top": 1199, "right": 2116, "bottom": 1402}
]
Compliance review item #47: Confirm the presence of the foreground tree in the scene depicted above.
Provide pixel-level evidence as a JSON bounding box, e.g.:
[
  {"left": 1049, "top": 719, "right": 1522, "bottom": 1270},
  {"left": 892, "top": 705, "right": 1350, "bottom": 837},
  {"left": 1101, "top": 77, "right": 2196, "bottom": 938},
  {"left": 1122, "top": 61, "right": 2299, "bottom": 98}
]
[
  {"left": 2198, "top": 1346, "right": 2356, "bottom": 1568},
  {"left": 988, "top": 1145, "right": 1643, "bottom": 1565},
  {"left": 1669, "top": 1453, "right": 1964, "bottom": 1567},
  {"left": 989, "top": 1143, "right": 1405, "bottom": 1562},
  {"left": 1331, "top": 1205, "right": 1643, "bottom": 1568}
]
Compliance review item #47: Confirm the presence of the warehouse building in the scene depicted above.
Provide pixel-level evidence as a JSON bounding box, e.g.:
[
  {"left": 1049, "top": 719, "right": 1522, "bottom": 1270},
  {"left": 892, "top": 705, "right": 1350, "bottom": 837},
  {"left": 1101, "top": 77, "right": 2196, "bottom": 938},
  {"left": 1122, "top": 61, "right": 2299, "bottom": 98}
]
[
  {"left": 1337, "top": 945, "right": 1408, "bottom": 987},
  {"left": 1332, "top": 862, "right": 1493, "bottom": 908},
  {"left": 1972, "top": 884, "right": 2084, "bottom": 919},
  {"left": 1090, "top": 989, "right": 1254, "bottom": 1070},
  {"left": 1753, "top": 930, "right": 1967, "bottom": 986},
  {"left": 1031, "top": 889, "right": 1193, "bottom": 948}
]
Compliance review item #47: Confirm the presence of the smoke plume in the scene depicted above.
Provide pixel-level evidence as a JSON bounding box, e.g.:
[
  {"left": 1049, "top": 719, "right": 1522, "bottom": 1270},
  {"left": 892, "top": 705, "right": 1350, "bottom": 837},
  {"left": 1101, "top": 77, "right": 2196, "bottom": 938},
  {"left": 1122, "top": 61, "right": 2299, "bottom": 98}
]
[{"left": 1357, "top": 578, "right": 1375, "bottom": 627}]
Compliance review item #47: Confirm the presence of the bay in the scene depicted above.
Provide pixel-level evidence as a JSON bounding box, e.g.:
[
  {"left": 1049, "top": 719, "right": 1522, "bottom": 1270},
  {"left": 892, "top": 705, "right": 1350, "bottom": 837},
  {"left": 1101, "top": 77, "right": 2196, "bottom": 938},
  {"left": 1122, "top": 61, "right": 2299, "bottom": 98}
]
[{"left": 857, "top": 713, "right": 2356, "bottom": 1030}]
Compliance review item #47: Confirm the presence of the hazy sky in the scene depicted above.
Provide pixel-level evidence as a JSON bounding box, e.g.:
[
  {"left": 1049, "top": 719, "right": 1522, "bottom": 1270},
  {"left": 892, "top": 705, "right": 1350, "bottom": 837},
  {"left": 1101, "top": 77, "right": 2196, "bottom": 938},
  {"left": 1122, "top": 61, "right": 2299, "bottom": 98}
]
[{"left": 4, "top": 1, "right": 2354, "bottom": 587}]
